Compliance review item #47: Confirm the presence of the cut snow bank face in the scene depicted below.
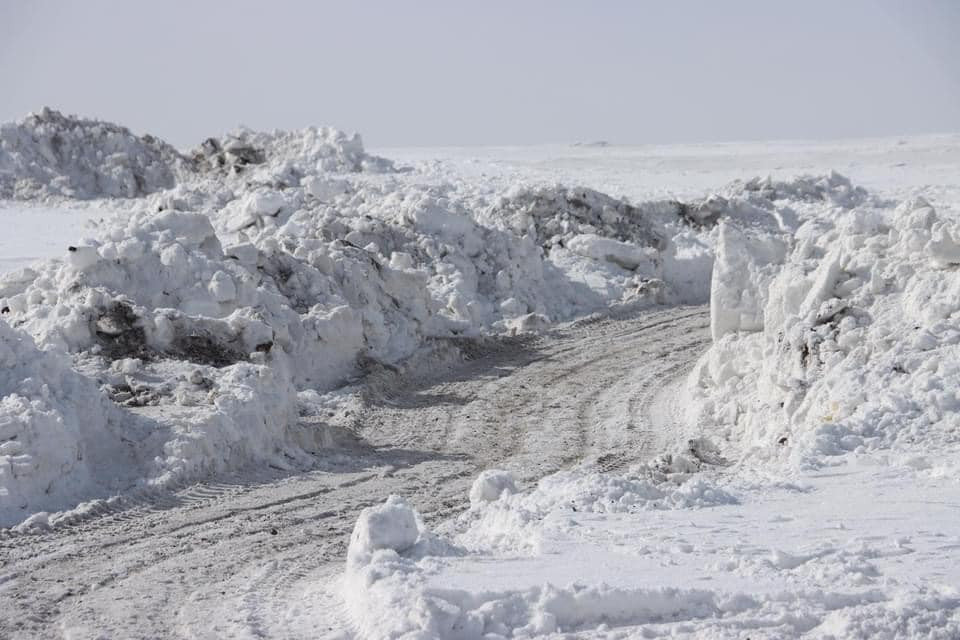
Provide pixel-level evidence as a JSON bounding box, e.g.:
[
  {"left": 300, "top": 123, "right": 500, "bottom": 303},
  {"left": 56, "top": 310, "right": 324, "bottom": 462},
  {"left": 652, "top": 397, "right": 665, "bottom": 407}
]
[{"left": 690, "top": 176, "right": 960, "bottom": 474}]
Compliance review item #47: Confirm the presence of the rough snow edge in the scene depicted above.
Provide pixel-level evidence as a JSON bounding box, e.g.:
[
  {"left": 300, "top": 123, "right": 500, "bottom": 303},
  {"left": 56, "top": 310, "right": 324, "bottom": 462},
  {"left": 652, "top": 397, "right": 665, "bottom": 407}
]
[{"left": 338, "top": 487, "right": 955, "bottom": 639}]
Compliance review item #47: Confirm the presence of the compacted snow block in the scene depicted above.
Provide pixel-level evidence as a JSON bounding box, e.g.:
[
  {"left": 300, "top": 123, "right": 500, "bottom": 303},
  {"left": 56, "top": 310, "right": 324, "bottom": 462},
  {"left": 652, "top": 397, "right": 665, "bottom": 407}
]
[
  {"left": 709, "top": 221, "right": 789, "bottom": 340},
  {"left": 469, "top": 469, "right": 517, "bottom": 507},
  {"left": 348, "top": 495, "right": 421, "bottom": 563}
]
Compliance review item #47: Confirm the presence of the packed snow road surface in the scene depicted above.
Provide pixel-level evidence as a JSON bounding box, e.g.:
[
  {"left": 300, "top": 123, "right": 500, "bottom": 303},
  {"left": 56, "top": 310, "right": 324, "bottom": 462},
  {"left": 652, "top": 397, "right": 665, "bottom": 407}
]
[{"left": 0, "top": 305, "right": 709, "bottom": 640}]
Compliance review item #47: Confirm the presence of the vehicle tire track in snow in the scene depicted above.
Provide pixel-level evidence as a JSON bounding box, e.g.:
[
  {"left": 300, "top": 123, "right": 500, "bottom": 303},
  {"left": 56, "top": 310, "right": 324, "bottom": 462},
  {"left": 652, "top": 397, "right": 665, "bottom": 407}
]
[{"left": 0, "top": 305, "right": 709, "bottom": 640}]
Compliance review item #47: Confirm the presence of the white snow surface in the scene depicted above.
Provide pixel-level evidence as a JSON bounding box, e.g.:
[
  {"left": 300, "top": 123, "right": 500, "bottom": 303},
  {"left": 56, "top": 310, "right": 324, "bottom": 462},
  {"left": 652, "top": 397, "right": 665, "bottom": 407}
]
[
  {"left": 2, "top": 109, "right": 960, "bottom": 638},
  {"left": 344, "top": 464, "right": 960, "bottom": 639},
  {"left": 336, "top": 140, "right": 960, "bottom": 638}
]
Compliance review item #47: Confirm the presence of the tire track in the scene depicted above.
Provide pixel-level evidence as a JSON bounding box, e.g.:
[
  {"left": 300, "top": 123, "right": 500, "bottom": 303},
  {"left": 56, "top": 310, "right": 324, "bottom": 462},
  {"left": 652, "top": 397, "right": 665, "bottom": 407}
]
[{"left": 0, "top": 305, "right": 710, "bottom": 640}]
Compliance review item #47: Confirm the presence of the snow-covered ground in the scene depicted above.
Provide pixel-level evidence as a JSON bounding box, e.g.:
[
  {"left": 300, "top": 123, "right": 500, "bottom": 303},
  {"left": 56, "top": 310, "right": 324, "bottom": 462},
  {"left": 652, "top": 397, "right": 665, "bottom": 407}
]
[
  {"left": 1, "top": 109, "right": 959, "bottom": 638},
  {"left": 342, "top": 140, "right": 960, "bottom": 638},
  {"left": 0, "top": 204, "right": 129, "bottom": 272}
]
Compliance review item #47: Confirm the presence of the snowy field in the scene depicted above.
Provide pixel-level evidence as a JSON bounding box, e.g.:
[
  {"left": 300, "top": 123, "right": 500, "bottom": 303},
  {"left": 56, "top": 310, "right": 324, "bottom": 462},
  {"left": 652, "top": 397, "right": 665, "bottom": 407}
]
[
  {"left": 1, "top": 110, "right": 959, "bottom": 638},
  {"left": 380, "top": 135, "right": 960, "bottom": 203},
  {"left": 0, "top": 204, "right": 129, "bottom": 273}
]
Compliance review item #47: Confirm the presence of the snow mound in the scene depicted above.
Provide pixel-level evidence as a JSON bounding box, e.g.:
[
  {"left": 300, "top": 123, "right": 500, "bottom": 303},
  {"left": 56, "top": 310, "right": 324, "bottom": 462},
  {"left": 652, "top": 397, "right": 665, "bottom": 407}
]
[
  {"left": 190, "top": 125, "right": 395, "bottom": 181},
  {"left": 0, "top": 108, "right": 395, "bottom": 202},
  {"left": 347, "top": 495, "right": 423, "bottom": 564},
  {"left": 729, "top": 171, "right": 876, "bottom": 209},
  {"left": 0, "top": 320, "right": 127, "bottom": 524},
  {"left": 486, "top": 185, "right": 670, "bottom": 253},
  {"left": 0, "top": 108, "right": 186, "bottom": 200}
]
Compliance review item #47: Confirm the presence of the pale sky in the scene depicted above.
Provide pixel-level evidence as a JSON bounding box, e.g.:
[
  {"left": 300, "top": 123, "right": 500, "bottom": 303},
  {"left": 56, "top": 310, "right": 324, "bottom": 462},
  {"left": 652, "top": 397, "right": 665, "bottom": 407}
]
[{"left": 2, "top": 0, "right": 958, "bottom": 148}]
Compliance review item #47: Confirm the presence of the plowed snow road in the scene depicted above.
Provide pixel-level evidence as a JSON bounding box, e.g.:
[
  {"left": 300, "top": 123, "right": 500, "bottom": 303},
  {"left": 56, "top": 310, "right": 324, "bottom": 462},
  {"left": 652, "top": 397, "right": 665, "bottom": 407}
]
[{"left": 0, "top": 305, "right": 710, "bottom": 639}]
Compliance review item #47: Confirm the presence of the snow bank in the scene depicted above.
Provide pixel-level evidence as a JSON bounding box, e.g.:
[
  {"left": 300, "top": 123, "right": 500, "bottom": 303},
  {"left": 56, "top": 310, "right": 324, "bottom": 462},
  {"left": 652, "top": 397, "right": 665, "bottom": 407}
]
[
  {"left": 0, "top": 320, "right": 127, "bottom": 524},
  {"left": 690, "top": 182, "right": 960, "bottom": 473},
  {"left": 0, "top": 108, "right": 185, "bottom": 200},
  {"left": 0, "top": 109, "right": 736, "bottom": 525},
  {"left": 0, "top": 108, "right": 395, "bottom": 202}
]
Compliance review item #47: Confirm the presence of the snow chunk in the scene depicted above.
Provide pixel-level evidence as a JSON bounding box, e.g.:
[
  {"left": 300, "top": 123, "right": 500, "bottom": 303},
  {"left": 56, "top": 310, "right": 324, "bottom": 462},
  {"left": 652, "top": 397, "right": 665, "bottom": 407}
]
[
  {"left": 348, "top": 495, "right": 421, "bottom": 563},
  {"left": 710, "top": 221, "right": 789, "bottom": 340},
  {"left": 469, "top": 469, "right": 517, "bottom": 507},
  {"left": 567, "top": 234, "right": 658, "bottom": 273}
]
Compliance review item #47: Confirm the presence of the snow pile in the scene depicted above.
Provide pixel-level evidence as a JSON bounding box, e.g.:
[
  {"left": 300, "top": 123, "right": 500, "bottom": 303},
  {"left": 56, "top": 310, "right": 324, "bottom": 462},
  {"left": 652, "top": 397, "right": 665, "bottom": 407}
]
[
  {"left": 468, "top": 469, "right": 517, "bottom": 507},
  {"left": 732, "top": 171, "right": 874, "bottom": 209},
  {"left": 343, "top": 496, "right": 464, "bottom": 639},
  {"left": 690, "top": 185, "right": 960, "bottom": 473},
  {"left": 0, "top": 108, "right": 395, "bottom": 202},
  {"left": 0, "top": 108, "right": 900, "bottom": 529},
  {"left": 0, "top": 201, "right": 432, "bottom": 523},
  {"left": 0, "top": 319, "right": 127, "bottom": 525},
  {"left": 0, "top": 110, "right": 722, "bottom": 525},
  {"left": 0, "top": 108, "right": 186, "bottom": 200},
  {"left": 189, "top": 125, "right": 395, "bottom": 181},
  {"left": 0, "top": 204, "right": 433, "bottom": 388}
]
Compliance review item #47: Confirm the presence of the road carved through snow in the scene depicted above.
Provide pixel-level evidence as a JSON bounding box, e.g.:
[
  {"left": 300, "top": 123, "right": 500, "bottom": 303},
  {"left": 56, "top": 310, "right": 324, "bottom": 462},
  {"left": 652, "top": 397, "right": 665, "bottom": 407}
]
[{"left": 0, "top": 305, "right": 709, "bottom": 639}]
